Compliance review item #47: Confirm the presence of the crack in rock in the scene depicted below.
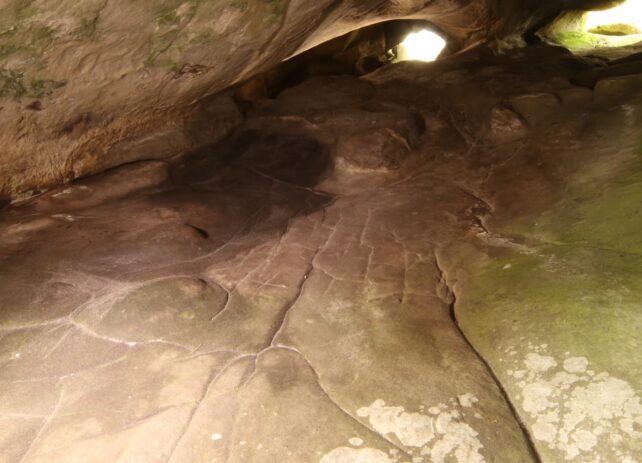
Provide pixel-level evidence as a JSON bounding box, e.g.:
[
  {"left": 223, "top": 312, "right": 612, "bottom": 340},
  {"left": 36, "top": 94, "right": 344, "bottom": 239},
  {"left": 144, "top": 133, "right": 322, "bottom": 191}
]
[
  {"left": 167, "top": 354, "right": 255, "bottom": 463},
  {"left": 433, "top": 251, "right": 543, "bottom": 463},
  {"left": 267, "top": 255, "right": 317, "bottom": 347},
  {"left": 17, "top": 385, "right": 64, "bottom": 463},
  {"left": 275, "top": 345, "right": 415, "bottom": 460}
]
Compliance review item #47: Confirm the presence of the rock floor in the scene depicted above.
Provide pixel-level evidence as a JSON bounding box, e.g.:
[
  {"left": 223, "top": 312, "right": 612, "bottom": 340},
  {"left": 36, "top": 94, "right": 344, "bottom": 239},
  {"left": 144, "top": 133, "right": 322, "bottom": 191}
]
[{"left": 1, "top": 45, "right": 641, "bottom": 463}]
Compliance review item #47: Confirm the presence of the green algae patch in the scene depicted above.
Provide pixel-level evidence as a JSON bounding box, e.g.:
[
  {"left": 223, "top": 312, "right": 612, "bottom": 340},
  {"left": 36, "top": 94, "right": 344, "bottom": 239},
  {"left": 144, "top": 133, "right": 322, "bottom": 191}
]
[
  {"left": 0, "top": 24, "right": 55, "bottom": 61},
  {"left": 0, "top": 68, "right": 66, "bottom": 98},
  {"left": 456, "top": 239, "right": 642, "bottom": 461},
  {"left": 453, "top": 150, "right": 642, "bottom": 461},
  {"left": 230, "top": 0, "right": 249, "bottom": 12},
  {"left": 0, "top": 0, "right": 39, "bottom": 31},
  {"left": 73, "top": 14, "right": 100, "bottom": 40},
  {"left": 144, "top": 0, "right": 285, "bottom": 68},
  {"left": 459, "top": 157, "right": 642, "bottom": 381},
  {"left": 156, "top": 6, "right": 182, "bottom": 26},
  {"left": 145, "top": 0, "right": 204, "bottom": 66},
  {"left": 512, "top": 164, "right": 642, "bottom": 255},
  {"left": 589, "top": 23, "right": 641, "bottom": 36},
  {"left": 458, "top": 246, "right": 642, "bottom": 383},
  {"left": 556, "top": 31, "right": 607, "bottom": 49},
  {"left": 265, "top": 0, "right": 287, "bottom": 24},
  {"left": 455, "top": 158, "right": 642, "bottom": 463},
  {"left": 547, "top": 29, "right": 642, "bottom": 52}
]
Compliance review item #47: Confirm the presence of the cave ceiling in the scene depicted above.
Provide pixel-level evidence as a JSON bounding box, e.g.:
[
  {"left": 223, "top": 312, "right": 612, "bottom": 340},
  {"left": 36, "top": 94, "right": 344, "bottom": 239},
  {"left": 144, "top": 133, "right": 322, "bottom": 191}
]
[{"left": 0, "top": 0, "right": 622, "bottom": 198}]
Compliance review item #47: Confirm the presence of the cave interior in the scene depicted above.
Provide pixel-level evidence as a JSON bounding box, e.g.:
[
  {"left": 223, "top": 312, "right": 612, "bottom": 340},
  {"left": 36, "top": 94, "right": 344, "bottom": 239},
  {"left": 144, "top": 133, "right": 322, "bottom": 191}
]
[{"left": 0, "top": 1, "right": 642, "bottom": 462}]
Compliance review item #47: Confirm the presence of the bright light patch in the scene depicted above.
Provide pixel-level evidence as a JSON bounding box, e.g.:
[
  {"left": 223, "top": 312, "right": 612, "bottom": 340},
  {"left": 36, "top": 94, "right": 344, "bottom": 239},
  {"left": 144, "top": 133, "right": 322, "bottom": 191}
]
[
  {"left": 396, "top": 29, "right": 446, "bottom": 62},
  {"left": 585, "top": 0, "right": 642, "bottom": 32}
]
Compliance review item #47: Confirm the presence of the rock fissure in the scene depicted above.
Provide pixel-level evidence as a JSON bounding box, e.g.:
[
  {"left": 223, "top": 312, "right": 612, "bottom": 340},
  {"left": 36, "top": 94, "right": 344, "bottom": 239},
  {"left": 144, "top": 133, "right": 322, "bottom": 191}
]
[
  {"left": 166, "top": 354, "right": 255, "bottom": 463},
  {"left": 268, "top": 259, "right": 316, "bottom": 347},
  {"left": 433, "top": 251, "right": 543, "bottom": 463},
  {"left": 275, "top": 345, "right": 416, "bottom": 460},
  {"left": 17, "top": 386, "right": 65, "bottom": 463}
]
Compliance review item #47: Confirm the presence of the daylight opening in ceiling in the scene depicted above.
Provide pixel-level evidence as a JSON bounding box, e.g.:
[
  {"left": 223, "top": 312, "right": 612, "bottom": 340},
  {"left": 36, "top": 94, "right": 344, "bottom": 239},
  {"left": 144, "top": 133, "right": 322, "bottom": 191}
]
[
  {"left": 394, "top": 29, "right": 447, "bottom": 62},
  {"left": 585, "top": 0, "right": 642, "bottom": 35},
  {"left": 540, "top": 0, "right": 642, "bottom": 52}
]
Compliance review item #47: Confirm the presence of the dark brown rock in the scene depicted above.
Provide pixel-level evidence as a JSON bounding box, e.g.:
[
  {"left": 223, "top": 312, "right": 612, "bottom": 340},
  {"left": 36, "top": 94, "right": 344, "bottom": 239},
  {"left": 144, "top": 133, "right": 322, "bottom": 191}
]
[{"left": 334, "top": 128, "right": 411, "bottom": 171}]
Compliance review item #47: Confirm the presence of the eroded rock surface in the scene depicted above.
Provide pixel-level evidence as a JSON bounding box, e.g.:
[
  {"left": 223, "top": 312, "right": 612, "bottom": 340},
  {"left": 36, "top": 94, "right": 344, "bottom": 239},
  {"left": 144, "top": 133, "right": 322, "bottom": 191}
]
[{"left": 1, "top": 44, "right": 641, "bottom": 463}]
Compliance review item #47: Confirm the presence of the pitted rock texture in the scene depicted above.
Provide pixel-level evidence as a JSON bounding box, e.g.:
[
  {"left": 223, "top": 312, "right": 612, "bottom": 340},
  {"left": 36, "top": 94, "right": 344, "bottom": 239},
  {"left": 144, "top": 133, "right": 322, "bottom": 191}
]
[
  {"left": 0, "top": 0, "right": 621, "bottom": 199},
  {"left": 1, "top": 44, "right": 641, "bottom": 463}
]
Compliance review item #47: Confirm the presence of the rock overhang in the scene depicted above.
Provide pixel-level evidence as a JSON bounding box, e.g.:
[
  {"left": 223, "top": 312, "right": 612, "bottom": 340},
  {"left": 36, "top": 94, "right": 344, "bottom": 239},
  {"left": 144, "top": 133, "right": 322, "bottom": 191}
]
[{"left": 0, "top": 0, "right": 628, "bottom": 199}]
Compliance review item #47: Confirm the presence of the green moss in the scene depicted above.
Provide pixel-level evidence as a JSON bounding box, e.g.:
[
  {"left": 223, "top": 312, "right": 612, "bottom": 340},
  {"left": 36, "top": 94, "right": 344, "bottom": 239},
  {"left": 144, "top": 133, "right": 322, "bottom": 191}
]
[
  {"left": 265, "top": 0, "right": 286, "bottom": 23},
  {"left": 589, "top": 23, "right": 641, "bottom": 36},
  {"left": 0, "top": 1, "right": 38, "bottom": 45},
  {"left": 553, "top": 30, "right": 642, "bottom": 51},
  {"left": 521, "top": 167, "right": 642, "bottom": 254},
  {"left": 156, "top": 7, "right": 181, "bottom": 26},
  {"left": 0, "top": 24, "right": 56, "bottom": 61},
  {"left": 0, "top": 0, "right": 37, "bottom": 30},
  {"left": 0, "top": 68, "right": 66, "bottom": 98},
  {"left": 153, "top": 0, "right": 209, "bottom": 27},
  {"left": 458, "top": 246, "right": 642, "bottom": 384},
  {"left": 556, "top": 31, "right": 607, "bottom": 49},
  {"left": 0, "top": 68, "right": 25, "bottom": 97},
  {"left": 167, "top": 59, "right": 181, "bottom": 73},
  {"left": 145, "top": 30, "right": 181, "bottom": 67},
  {"left": 145, "top": 0, "right": 252, "bottom": 67},
  {"left": 230, "top": 0, "right": 249, "bottom": 12},
  {"left": 30, "top": 24, "right": 54, "bottom": 42},
  {"left": 458, "top": 158, "right": 642, "bottom": 388},
  {"left": 146, "top": 2, "right": 188, "bottom": 66},
  {"left": 0, "top": 43, "right": 22, "bottom": 60},
  {"left": 28, "top": 77, "right": 66, "bottom": 98},
  {"left": 145, "top": 0, "right": 213, "bottom": 67},
  {"left": 189, "top": 29, "right": 212, "bottom": 44},
  {"left": 74, "top": 16, "right": 99, "bottom": 39},
  {"left": 12, "top": 0, "right": 36, "bottom": 20}
]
